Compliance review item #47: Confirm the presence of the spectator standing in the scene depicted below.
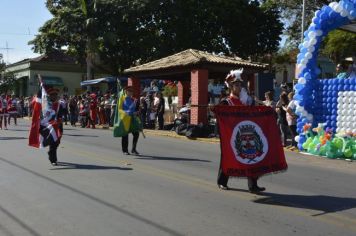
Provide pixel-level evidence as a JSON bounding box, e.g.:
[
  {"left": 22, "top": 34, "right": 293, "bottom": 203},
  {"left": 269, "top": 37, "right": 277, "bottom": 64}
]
[
  {"left": 69, "top": 96, "right": 78, "bottom": 127},
  {"left": 7, "top": 95, "right": 18, "bottom": 126},
  {"left": 0, "top": 95, "right": 8, "bottom": 129},
  {"left": 285, "top": 92, "right": 298, "bottom": 149},
  {"left": 103, "top": 94, "right": 112, "bottom": 126},
  {"left": 254, "top": 91, "right": 276, "bottom": 109},
  {"left": 276, "top": 92, "right": 289, "bottom": 146},
  {"left": 155, "top": 91, "right": 165, "bottom": 130},
  {"left": 110, "top": 94, "right": 117, "bottom": 127}
]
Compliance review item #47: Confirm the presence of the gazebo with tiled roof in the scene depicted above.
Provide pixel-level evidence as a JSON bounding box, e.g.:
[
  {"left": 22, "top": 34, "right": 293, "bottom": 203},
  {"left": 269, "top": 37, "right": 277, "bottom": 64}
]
[{"left": 124, "top": 49, "right": 267, "bottom": 125}]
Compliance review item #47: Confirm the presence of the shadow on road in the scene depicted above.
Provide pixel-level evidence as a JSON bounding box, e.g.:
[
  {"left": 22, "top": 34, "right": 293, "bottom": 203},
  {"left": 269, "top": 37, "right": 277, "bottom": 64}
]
[
  {"left": 136, "top": 155, "right": 211, "bottom": 162},
  {"left": 63, "top": 134, "right": 99, "bottom": 137},
  {"left": 0, "top": 204, "right": 41, "bottom": 236},
  {"left": 0, "top": 137, "right": 26, "bottom": 140},
  {"left": 253, "top": 192, "right": 356, "bottom": 215},
  {"left": 50, "top": 162, "right": 132, "bottom": 171},
  {"left": 0, "top": 156, "right": 183, "bottom": 236}
]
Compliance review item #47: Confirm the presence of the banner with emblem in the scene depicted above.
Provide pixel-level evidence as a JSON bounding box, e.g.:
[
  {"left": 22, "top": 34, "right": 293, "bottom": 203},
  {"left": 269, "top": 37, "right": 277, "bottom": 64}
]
[{"left": 214, "top": 105, "right": 287, "bottom": 178}]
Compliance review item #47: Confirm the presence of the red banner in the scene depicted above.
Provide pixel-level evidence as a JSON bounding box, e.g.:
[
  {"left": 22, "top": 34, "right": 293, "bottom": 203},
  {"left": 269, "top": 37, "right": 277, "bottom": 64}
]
[{"left": 214, "top": 105, "right": 287, "bottom": 178}]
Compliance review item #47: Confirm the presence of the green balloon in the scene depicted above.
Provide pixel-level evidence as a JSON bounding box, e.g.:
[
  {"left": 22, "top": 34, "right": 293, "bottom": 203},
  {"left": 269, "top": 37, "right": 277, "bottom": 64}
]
[
  {"left": 326, "top": 151, "right": 336, "bottom": 159},
  {"left": 333, "top": 138, "right": 343, "bottom": 150},
  {"left": 319, "top": 146, "right": 326, "bottom": 156},
  {"left": 344, "top": 149, "right": 353, "bottom": 158}
]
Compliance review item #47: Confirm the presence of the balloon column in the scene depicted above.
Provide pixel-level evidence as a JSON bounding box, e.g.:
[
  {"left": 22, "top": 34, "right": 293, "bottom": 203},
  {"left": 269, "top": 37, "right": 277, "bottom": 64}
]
[{"left": 294, "top": 0, "right": 356, "bottom": 151}]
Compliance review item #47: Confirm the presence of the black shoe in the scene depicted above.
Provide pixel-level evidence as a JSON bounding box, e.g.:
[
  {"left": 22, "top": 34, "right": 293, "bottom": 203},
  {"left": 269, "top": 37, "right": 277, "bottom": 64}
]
[
  {"left": 249, "top": 186, "right": 266, "bottom": 193},
  {"left": 218, "top": 185, "right": 229, "bottom": 190},
  {"left": 131, "top": 150, "right": 140, "bottom": 156},
  {"left": 123, "top": 152, "right": 130, "bottom": 155}
]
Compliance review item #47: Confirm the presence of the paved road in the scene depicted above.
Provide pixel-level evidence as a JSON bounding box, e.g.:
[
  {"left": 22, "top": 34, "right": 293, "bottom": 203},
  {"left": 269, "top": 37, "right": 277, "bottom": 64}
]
[{"left": 0, "top": 119, "right": 355, "bottom": 236}]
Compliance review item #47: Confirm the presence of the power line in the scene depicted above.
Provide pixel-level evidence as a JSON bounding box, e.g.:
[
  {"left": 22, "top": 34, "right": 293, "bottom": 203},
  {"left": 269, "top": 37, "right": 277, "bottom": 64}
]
[{"left": 0, "top": 42, "right": 14, "bottom": 64}]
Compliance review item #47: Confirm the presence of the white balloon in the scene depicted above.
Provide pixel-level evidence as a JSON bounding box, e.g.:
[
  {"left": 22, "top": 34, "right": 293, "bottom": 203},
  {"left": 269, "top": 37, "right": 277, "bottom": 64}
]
[
  {"left": 310, "top": 38, "right": 317, "bottom": 45},
  {"left": 295, "top": 136, "right": 300, "bottom": 143},
  {"left": 341, "top": 10, "right": 348, "bottom": 17},
  {"left": 307, "top": 46, "right": 315, "bottom": 53},
  {"left": 303, "top": 41, "right": 309, "bottom": 48},
  {"left": 353, "top": 109, "right": 356, "bottom": 116},
  {"left": 335, "top": 4, "right": 342, "bottom": 13},
  {"left": 305, "top": 52, "right": 312, "bottom": 59},
  {"left": 348, "top": 91, "right": 353, "bottom": 96},
  {"left": 329, "top": 2, "right": 337, "bottom": 8},
  {"left": 338, "top": 91, "right": 343, "bottom": 96},
  {"left": 337, "top": 97, "right": 343, "bottom": 103},
  {"left": 308, "top": 31, "right": 316, "bottom": 39},
  {"left": 343, "top": 97, "right": 348, "bottom": 103},
  {"left": 336, "top": 128, "right": 341, "bottom": 133},
  {"left": 298, "top": 77, "right": 306, "bottom": 84}
]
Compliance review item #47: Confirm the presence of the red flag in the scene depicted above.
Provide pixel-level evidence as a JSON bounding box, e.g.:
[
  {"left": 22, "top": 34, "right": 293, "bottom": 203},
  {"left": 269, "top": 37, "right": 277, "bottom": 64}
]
[
  {"left": 28, "top": 95, "right": 41, "bottom": 148},
  {"left": 214, "top": 105, "right": 287, "bottom": 178},
  {"left": 28, "top": 82, "right": 62, "bottom": 148}
]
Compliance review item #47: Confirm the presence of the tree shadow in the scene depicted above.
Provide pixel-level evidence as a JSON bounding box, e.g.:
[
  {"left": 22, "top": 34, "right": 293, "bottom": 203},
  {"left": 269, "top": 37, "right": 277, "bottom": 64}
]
[
  {"left": 0, "top": 137, "right": 26, "bottom": 140},
  {"left": 135, "top": 155, "right": 211, "bottom": 162},
  {"left": 50, "top": 161, "right": 132, "bottom": 171},
  {"left": 63, "top": 134, "right": 99, "bottom": 137},
  {"left": 253, "top": 192, "right": 356, "bottom": 216}
]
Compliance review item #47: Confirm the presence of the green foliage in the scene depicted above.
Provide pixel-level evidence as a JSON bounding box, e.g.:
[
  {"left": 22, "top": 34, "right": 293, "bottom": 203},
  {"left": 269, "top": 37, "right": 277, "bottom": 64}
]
[
  {"left": 322, "top": 30, "right": 356, "bottom": 64},
  {"left": 0, "top": 71, "right": 16, "bottom": 94},
  {"left": 162, "top": 84, "right": 177, "bottom": 97},
  {"left": 264, "top": 0, "right": 332, "bottom": 48},
  {"left": 30, "top": 0, "right": 283, "bottom": 75}
]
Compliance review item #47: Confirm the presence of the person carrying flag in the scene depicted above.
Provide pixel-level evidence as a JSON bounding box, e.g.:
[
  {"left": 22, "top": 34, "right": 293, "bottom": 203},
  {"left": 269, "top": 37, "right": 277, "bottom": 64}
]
[
  {"left": 216, "top": 69, "right": 287, "bottom": 193},
  {"left": 113, "top": 86, "right": 143, "bottom": 156},
  {"left": 29, "top": 75, "right": 65, "bottom": 166}
]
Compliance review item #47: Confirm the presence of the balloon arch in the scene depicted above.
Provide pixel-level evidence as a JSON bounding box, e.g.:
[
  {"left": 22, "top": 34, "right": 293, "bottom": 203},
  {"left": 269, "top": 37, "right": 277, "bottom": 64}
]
[{"left": 293, "top": 0, "right": 356, "bottom": 159}]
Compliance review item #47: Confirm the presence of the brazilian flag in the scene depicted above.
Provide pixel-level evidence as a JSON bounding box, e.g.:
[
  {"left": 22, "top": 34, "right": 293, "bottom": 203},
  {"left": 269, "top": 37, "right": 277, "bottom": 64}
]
[{"left": 113, "top": 90, "right": 142, "bottom": 137}]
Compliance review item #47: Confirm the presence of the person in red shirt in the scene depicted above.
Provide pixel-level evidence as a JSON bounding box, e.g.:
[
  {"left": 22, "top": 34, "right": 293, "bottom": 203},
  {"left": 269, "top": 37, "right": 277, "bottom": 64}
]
[
  {"left": 89, "top": 94, "right": 97, "bottom": 129},
  {"left": 217, "top": 69, "right": 265, "bottom": 193}
]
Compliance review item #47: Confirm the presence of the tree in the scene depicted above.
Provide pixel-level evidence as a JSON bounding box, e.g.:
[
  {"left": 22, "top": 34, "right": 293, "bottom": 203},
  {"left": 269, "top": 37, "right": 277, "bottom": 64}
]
[
  {"left": 264, "top": 0, "right": 332, "bottom": 47},
  {"left": 322, "top": 30, "right": 356, "bottom": 63},
  {"left": 30, "top": 0, "right": 283, "bottom": 75}
]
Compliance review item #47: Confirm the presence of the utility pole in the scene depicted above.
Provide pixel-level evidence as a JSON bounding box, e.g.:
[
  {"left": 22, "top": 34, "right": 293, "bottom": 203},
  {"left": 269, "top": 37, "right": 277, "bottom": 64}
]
[
  {"left": 0, "top": 42, "right": 14, "bottom": 64},
  {"left": 301, "top": 0, "right": 306, "bottom": 43}
]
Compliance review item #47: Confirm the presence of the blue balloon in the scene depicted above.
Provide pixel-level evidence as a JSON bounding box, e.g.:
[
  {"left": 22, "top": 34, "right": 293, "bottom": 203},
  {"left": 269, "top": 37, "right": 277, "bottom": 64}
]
[
  {"left": 304, "top": 72, "right": 312, "bottom": 80},
  {"left": 344, "top": 85, "right": 350, "bottom": 90}
]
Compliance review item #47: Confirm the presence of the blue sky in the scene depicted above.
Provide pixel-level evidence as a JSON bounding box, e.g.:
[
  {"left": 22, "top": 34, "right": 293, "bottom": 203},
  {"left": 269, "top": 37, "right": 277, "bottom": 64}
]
[{"left": 0, "top": 0, "right": 52, "bottom": 64}]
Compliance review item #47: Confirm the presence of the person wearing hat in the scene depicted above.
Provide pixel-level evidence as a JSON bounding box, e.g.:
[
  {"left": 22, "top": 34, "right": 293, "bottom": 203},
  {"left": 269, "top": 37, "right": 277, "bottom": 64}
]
[
  {"left": 30, "top": 83, "right": 66, "bottom": 166},
  {"left": 217, "top": 69, "right": 265, "bottom": 193},
  {"left": 121, "top": 86, "right": 141, "bottom": 155}
]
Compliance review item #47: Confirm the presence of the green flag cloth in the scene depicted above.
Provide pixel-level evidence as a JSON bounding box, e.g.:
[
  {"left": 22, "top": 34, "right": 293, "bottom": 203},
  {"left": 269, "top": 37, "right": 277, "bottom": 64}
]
[{"left": 113, "top": 90, "right": 142, "bottom": 137}]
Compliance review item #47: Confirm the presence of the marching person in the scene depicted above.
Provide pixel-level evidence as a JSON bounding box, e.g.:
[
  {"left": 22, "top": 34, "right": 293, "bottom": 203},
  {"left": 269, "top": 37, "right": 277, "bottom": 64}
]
[
  {"left": 217, "top": 69, "right": 266, "bottom": 193},
  {"left": 121, "top": 86, "right": 140, "bottom": 155},
  {"left": 29, "top": 75, "right": 65, "bottom": 166}
]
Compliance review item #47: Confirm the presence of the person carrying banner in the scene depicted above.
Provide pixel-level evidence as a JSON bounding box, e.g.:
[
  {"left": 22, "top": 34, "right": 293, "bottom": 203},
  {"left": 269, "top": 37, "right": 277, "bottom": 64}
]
[
  {"left": 29, "top": 75, "right": 65, "bottom": 166},
  {"left": 215, "top": 69, "right": 287, "bottom": 193},
  {"left": 113, "top": 86, "right": 142, "bottom": 156}
]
